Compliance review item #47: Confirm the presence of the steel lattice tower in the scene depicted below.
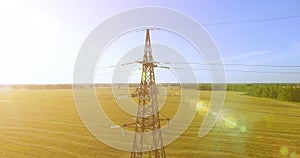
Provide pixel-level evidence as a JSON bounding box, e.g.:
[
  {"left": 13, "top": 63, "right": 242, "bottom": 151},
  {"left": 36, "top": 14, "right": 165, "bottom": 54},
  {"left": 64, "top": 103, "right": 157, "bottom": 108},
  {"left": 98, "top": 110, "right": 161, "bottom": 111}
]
[{"left": 129, "top": 29, "right": 166, "bottom": 158}]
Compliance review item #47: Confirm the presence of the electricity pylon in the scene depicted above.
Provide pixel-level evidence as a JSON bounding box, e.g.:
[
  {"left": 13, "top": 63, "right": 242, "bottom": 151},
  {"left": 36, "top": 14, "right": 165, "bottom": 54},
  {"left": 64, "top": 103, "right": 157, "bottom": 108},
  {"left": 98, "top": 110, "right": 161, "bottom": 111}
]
[{"left": 124, "top": 29, "right": 166, "bottom": 158}]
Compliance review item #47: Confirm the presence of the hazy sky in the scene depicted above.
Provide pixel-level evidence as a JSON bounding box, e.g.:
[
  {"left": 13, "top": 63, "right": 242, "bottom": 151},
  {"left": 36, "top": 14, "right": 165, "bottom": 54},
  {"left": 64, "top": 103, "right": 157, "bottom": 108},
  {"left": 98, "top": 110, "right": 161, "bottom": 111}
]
[{"left": 0, "top": 0, "right": 299, "bottom": 84}]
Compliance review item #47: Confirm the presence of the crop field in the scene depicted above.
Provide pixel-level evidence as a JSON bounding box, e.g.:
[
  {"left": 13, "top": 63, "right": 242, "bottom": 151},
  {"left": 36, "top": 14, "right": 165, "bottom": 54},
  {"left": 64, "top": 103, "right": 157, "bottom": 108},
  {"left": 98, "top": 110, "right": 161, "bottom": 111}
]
[{"left": 0, "top": 88, "right": 299, "bottom": 158}]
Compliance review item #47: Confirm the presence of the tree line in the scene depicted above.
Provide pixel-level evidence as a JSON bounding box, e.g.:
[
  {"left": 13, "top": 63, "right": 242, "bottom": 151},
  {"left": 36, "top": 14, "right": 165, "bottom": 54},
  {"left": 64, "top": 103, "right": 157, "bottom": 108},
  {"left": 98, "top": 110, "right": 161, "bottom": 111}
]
[
  {"left": 226, "top": 83, "right": 300, "bottom": 102},
  {"left": 2, "top": 83, "right": 299, "bottom": 102}
]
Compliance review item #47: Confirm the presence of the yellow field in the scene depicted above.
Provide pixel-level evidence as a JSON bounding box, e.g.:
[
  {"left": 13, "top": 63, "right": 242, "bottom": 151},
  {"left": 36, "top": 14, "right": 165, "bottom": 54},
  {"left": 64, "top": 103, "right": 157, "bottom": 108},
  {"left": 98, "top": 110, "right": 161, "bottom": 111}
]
[{"left": 0, "top": 89, "right": 299, "bottom": 158}]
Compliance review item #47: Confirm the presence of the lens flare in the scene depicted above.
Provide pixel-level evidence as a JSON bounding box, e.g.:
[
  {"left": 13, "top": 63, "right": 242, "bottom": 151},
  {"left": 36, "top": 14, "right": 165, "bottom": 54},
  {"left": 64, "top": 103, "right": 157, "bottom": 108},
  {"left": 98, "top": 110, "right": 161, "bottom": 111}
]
[
  {"left": 290, "top": 152, "right": 298, "bottom": 158},
  {"left": 196, "top": 100, "right": 209, "bottom": 116},
  {"left": 280, "top": 146, "right": 289, "bottom": 156},
  {"left": 224, "top": 116, "right": 237, "bottom": 129},
  {"left": 269, "top": 138, "right": 297, "bottom": 158},
  {"left": 240, "top": 125, "right": 247, "bottom": 133}
]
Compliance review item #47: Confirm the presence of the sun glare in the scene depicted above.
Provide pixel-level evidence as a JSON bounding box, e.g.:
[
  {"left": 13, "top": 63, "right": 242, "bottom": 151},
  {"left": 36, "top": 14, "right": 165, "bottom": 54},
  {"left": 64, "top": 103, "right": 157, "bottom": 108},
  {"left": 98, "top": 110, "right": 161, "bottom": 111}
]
[{"left": 0, "top": 0, "right": 61, "bottom": 84}]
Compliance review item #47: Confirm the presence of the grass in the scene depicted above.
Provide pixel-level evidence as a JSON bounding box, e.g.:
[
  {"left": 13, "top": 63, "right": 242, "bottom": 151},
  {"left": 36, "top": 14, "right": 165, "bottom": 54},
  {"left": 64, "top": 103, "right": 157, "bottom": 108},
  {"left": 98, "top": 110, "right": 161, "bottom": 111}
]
[{"left": 0, "top": 88, "right": 299, "bottom": 158}]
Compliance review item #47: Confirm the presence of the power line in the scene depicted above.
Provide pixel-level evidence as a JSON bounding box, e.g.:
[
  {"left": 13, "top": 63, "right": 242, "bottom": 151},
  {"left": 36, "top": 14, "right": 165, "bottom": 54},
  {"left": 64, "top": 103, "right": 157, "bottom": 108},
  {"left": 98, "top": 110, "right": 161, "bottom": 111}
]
[
  {"left": 77, "top": 63, "right": 300, "bottom": 76},
  {"left": 137, "top": 14, "right": 300, "bottom": 31},
  {"left": 205, "top": 15, "right": 300, "bottom": 25},
  {"left": 95, "top": 61, "right": 300, "bottom": 70},
  {"left": 163, "top": 62, "right": 300, "bottom": 68},
  {"left": 171, "top": 67, "right": 300, "bottom": 75},
  {"left": 178, "top": 15, "right": 300, "bottom": 27},
  {"left": 75, "top": 66, "right": 300, "bottom": 76},
  {"left": 90, "top": 69, "right": 300, "bottom": 76},
  {"left": 161, "top": 100, "right": 300, "bottom": 117},
  {"left": 223, "top": 106, "right": 300, "bottom": 118},
  {"left": 89, "top": 61, "right": 300, "bottom": 75},
  {"left": 129, "top": 15, "right": 300, "bottom": 31},
  {"left": 76, "top": 14, "right": 300, "bottom": 74}
]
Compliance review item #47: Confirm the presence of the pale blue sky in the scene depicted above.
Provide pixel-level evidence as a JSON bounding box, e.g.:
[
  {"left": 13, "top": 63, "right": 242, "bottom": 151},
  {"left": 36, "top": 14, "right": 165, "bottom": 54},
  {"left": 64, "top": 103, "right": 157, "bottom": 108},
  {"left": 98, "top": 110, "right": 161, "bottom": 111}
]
[{"left": 0, "top": 0, "right": 299, "bottom": 83}]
